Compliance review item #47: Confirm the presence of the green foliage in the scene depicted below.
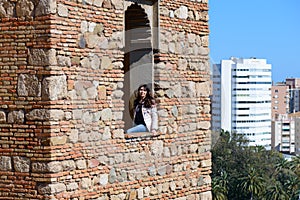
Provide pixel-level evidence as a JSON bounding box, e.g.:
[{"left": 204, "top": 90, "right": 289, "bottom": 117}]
[
  {"left": 238, "top": 167, "right": 264, "bottom": 199},
  {"left": 211, "top": 130, "right": 300, "bottom": 200}
]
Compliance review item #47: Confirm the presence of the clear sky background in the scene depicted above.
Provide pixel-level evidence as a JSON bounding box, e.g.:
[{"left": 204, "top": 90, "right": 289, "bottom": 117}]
[{"left": 209, "top": 0, "right": 300, "bottom": 83}]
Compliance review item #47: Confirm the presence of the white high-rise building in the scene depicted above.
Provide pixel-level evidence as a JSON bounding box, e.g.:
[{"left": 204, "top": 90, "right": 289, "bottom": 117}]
[{"left": 212, "top": 57, "right": 272, "bottom": 149}]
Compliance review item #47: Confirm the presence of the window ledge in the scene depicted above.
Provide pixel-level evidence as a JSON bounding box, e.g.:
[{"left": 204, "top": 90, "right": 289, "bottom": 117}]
[{"left": 125, "top": 132, "right": 160, "bottom": 140}]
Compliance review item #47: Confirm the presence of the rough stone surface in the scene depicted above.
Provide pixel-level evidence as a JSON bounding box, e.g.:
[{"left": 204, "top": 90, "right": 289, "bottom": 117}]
[
  {"left": 35, "top": 0, "right": 57, "bottom": 16},
  {"left": 100, "top": 56, "right": 112, "bottom": 69},
  {"left": 151, "top": 141, "right": 164, "bottom": 158},
  {"left": 48, "top": 161, "right": 63, "bottom": 173},
  {"left": 26, "top": 109, "right": 49, "bottom": 121},
  {"left": 0, "top": 0, "right": 14, "bottom": 17},
  {"left": 99, "top": 174, "right": 109, "bottom": 185},
  {"left": 50, "top": 135, "right": 67, "bottom": 145},
  {"left": 101, "top": 108, "right": 112, "bottom": 121},
  {"left": 32, "top": 162, "right": 48, "bottom": 173},
  {"left": 7, "top": 110, "right": 24, "bottom": 124},
  {"left": 81, "top": 178, "right": 92, "bottom": 189},
  {"left": 26, "top": 109, "right": 63, "bottom": 121},
  {"left": 13, "top": 156, "right": 30, "bottom": 172},
  {"left": 85, "top": 32, "right": 100, "bottom": 48},
  {"left": 94, "top": 0, "right": 104, "bottom": 7},
  {"left": 66, "top": 182, "right": 78, "bottom": 191},
  {"left": 0, "top": 111, "right": 6, "bottom": 123},
  {"left": 76, "top": 160, "right": 87, "bottom": 170},
  {"left": 0, "top": 156, "right": 12, "bottom": 171},
  {"left": 16, "top": 0, "right": 34, "bottom": 18},
  {"left": 28, "top": 49, "right": 51, "bottom": 66},
  {"left": 38, "top": 183, "right": 66, "bottom": 195},
  {"left": 109, "top": 168, "right": 117, "bottom": 183},
  {"left": 57, "top": 55, "right": 71, "bottom": 67},
  {"left": 57, "top": 4, "right": 68, "bottom": 17},
  {"left": 200, "top": 191, "right": 212, "bottom": 200},
  {"left": 18, "top": 74, "right": 41, "bottom": 97},
  {"left": 42, "top": 75, "right": 67, "bottom": 100}
]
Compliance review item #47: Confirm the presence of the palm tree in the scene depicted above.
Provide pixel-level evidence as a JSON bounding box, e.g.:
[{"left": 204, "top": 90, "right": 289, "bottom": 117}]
[
  {"left": 265, "top": 181, "right": 289, "bottom": 200},
  {"left": 284, "top": 176, "right": 300, "bottom": 200},
  {"left": 218, "top": 171, "right": 229, "bottom": 191},
  {"left": 212, "top": 176, "right": 228, "bottom": 200},
  {"left": 274, "top": 156, "right": 300, "bottom": 200},
  {"left": 238, "top": 167, "right": 264, "bottom": 200},
  {"left": 290, "top": 155, "right": 300, "bottom": 177},
  {"left": 212, "top": 183, "right": 227, "bottom": 200},
  {"left": 287, "top": 156, "right": 300, "bottom": 200},
  {"left": 274, "top": 157, "right": 290, "bottom": 174}
]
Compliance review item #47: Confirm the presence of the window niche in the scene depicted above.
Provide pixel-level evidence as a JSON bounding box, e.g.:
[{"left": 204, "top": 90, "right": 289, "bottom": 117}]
[{"left": 123, "top": 0, "right": 158, "bottom": 131}]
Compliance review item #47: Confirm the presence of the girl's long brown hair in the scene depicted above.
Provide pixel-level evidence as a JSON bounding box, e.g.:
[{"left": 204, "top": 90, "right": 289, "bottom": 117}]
[{"left": 134, "top": 84, "right": 155, "bottom": 108}]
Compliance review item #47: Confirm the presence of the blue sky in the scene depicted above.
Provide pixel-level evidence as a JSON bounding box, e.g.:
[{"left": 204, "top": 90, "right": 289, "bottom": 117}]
[{"left": 209, "top": 0, "right": 300, "bottom": 83}]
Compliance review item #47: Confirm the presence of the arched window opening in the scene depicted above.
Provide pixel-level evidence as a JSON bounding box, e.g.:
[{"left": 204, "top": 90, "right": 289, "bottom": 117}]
[{"left": 123, "top": 3, "right": 154, "bottom": 131}]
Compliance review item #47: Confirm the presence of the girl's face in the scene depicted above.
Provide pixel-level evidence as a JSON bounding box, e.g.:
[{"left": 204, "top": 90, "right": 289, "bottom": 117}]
[{"left": 139, "top": 87, "right": 147, "bottom": 99}]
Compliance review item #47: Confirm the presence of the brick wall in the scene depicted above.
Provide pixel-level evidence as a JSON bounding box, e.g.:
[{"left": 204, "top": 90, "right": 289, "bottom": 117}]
[{"left": 0, "top": 0, "right": 211, "bottom": 199}]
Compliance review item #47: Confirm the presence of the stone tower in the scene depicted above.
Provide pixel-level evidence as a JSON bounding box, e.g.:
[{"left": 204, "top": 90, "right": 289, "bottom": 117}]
[{"left": 0, "top": 0, "right": 211, "bottom": 199}]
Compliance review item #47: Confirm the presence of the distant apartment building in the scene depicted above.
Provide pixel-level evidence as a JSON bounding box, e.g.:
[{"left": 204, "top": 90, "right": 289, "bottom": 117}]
[
  {"left": 272, "top": 114, "right": 295, "bottom": 154},
  {"left": 272, "top": 112, "right": 300, "bottom": 155},
  {"left": 295, "top": 117, "right": 300, "bottom": 155},
  {"left": 289, "top": 88, "right": 300, "bottom": 113},
  {"left": 211, "top": 62, "right": 221, "bottom": 133},
  {"left": 286, "top": 78, "right": 300, "bottom": 89},
  {"left": 271, "top": 78, "right": 300, "bottom": 119},
  {"left": 212, "top": 57, "right": 272, "bottom": 149},
  {"left": 286, "top": 78, "right": 300, "bottom": 113},
  {"left": 271, "top": 78, "right": 300, "bottom": 155},
  {"left": 271, "top": 83, "right": 289, "bottom": 120}
]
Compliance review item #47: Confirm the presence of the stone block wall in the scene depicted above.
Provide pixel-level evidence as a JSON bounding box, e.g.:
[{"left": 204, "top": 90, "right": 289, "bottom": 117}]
[{"left": 0, "top": 0, "right": 211, "bottom": 199}]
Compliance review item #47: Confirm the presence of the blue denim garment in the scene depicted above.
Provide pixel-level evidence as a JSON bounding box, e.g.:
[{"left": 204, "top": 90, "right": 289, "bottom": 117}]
[{"left": 126, "top": 124, "right": 147, "bottom": 133}]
